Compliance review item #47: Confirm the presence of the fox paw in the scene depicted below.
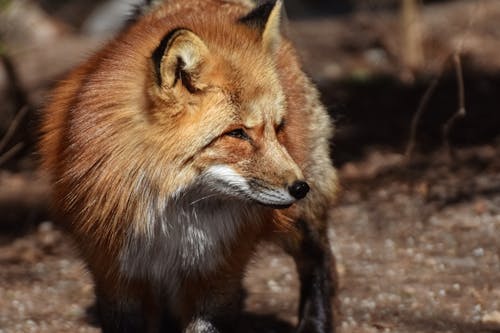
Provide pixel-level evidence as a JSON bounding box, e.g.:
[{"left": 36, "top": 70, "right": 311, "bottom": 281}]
[{"left": 296, "top": 319, "right": 332, "bottom": 333}]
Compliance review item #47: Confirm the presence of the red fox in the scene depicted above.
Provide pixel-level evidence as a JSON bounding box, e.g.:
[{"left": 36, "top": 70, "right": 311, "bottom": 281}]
[{"left": 40, "top": 0, "right": 338, "bottom": 332}]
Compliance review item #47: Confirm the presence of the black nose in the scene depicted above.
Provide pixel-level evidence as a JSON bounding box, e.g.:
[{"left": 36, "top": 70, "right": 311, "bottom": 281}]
[{"left": 288, "top": 180, "right": 310, "bottom": 200}]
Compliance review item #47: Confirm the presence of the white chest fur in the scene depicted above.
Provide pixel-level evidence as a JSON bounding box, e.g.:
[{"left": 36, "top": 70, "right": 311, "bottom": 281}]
[{"left": 118, "top": 190, "right": 259, "bottom": 291}]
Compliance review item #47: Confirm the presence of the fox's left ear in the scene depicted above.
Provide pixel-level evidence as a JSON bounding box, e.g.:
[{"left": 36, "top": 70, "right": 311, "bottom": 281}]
[
  {"left": 239, "top": 0, "right": 284, "bottom": 55},
  {"left": 152, "top": 29, "right": 209, "bottom": 92}
]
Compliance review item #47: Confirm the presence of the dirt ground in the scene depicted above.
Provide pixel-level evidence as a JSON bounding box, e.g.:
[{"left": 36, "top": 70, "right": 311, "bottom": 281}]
[
  {"left": 1, "top": 142, "right": 499, "bottom": 333},
  {"left": 1, "top": 0, "right": 500, "bottom": 332}
]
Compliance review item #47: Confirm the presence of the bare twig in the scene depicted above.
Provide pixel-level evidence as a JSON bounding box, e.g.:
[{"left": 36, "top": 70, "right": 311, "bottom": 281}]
[
  {"left": 0, "top": 142, "right": 24, "bottom": 167},
  {"left": 439, "top": 0, "right": 482, "bottom": 160},
  {"left": 454, "top": 53, "right": 466, "bottom": 116},
  {"left": 404, "top": 75, "right": 441, "bottom": 160},
  {"left": 405, "top": 0, "right": 483, "bottom": 162},
  {"left": 438, "top": 0, "right": 481, "bottom": 160},
  {"left": 0, "top": 54, "right": 30, "bottom": 110},
  {"left": 442, "top": 53, "right": 466, "bottom": 160},
  {"left": 0, "top": 105, "right": 29, "bottom": 154},
  {"left": 0, "top": 105, "right": 28, "bottom": 167}
]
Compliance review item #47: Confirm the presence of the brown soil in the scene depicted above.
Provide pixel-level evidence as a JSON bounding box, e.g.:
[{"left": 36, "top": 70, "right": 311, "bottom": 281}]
[
  {"left": 1, "top": 1, "right": 500, "bottom": 332},
  {"left": 1, "top": 143, "right": 499, "bottom": 333}
]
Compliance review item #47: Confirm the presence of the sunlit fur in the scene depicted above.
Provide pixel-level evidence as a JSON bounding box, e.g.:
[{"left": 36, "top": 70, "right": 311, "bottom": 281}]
[{"left": 40, "top": 0, "right": 337, "bottom": 329}]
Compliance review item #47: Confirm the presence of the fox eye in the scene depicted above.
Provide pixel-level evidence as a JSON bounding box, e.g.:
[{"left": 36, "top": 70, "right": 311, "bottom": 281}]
[
  {"left": 276, "top": 119, "right": 286, "bottom": 133},
  {"left": 225, "top": 128, "right": 250, "bottom": 140}
]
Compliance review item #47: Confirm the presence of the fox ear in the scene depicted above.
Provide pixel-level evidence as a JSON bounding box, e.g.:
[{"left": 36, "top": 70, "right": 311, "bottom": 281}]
[
  {"left": 239, "top": 0, "right": 283, "bottom": 54},
  {"left": 152, "top": 29, "right": 209, "bottom": 92}
]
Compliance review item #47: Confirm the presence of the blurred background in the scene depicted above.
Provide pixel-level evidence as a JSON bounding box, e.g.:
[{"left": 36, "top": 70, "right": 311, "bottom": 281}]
[{"left": 0, "top": 0, "right": 499, "bottom": 332}]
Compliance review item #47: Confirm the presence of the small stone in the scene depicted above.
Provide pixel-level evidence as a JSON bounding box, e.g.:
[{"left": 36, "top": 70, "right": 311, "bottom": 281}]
[
  {"left": 473, "top": 248, "right": 484, "bottom": 257},
  {"left": 482, "top": 311, "right": 500, "bottom": 325},
  {"left": 266, "top": 279, "right": 281, "bottom": 293}
]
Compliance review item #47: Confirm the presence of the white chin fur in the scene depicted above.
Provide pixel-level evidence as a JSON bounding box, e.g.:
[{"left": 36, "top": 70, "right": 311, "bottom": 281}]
[{"left": 203, "top": 165, "right": 296, "bottom": 206}]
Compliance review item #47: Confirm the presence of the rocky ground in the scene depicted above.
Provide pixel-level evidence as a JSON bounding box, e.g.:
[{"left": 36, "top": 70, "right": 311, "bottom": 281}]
[
  {"left": 245, "top": 143, "right": 500, "bottom": 333},
  {"left": 1, "top": 143, "right": 499, "bottom": 333},
  {"left": 1, "top": 1, "right": 500, "bottom": 332}
]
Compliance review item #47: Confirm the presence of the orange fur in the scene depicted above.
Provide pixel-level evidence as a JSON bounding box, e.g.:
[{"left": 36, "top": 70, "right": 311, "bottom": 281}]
[{"left": 40, "top": 0, "right": 337, "bottom": 331}]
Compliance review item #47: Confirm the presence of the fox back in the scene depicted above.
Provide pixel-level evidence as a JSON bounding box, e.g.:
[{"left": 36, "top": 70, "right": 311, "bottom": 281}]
[{"left": 40, "top": 1, "right": 338, "bottom": 332}]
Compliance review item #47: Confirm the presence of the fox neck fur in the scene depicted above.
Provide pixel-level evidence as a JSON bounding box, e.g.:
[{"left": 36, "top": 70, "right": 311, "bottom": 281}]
[{"left": 119, "top": 182, "right": 268, "bottom": 292}]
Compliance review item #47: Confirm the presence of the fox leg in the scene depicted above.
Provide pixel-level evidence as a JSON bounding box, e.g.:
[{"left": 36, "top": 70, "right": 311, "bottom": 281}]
[
  {"left": 95, "top": 293, "right": 147, "bottom": 333},
  {"left": 94, "top": 277, "right": 163, "bottom": 333},
  {"left": 180, "top": 276, "right": 245, "bottom": 333},
  {"left": 181, "top": 293, "right": 244, "bottom": 333},
  {"left": 183, "top": 310, "right": 240, "bottom": 333},
  {"left": 184, "top": 318, "right": 219, "bottom": 333},
  {"left": 284, "top": 218, "right": 338, "bottom": 333}
]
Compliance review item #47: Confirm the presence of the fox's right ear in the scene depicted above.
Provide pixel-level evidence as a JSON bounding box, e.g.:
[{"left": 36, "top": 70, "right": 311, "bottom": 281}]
[
  {"left": 239, "top": 0, "right": 283, "bottom": 55},
  {"left": 152, "top": 29, "right": 209, "bottom": 93}
]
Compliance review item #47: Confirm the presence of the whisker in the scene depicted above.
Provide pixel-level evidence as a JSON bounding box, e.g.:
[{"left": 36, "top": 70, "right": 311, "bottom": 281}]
[
  {"left": 249, "top": 181, "right": 286, "bottom": 200},
  {"left": 190, "top": 193, "right": 219, "bottom": 206}
]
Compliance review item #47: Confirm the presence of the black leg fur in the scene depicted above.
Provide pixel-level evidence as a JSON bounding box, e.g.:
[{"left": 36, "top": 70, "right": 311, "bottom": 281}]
[
  {"left": 96, "top": 294, "right": 147, "bottom": 333},
  {"left": 289, "top": 219, "right": 338, "bottom": 333},
  {"left": 160, "top": 309, "right": 182, "bottom": 333}
]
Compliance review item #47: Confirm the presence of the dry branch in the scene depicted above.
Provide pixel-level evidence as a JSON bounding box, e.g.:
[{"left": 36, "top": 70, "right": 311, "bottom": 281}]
[
  {"left": 442, "top": 53, "right": 466, "bottom": 160},
  {"left": 405, "top": 1, "right": 483, "bottom": 162},
  {"left": 0, "top": 53, "right": 30, "bottom": 110},
  {"left": 0, "top": 105, "right": 28, "bottom": 154},
  {"left": 0, "top": 105, "right": 29, "bottom": 167},
  {"left": 0, "top": 142, "right": 24, "bottom": 167},
  {"left": 404, "top": 75, "right": 440, "bottom": 160}
]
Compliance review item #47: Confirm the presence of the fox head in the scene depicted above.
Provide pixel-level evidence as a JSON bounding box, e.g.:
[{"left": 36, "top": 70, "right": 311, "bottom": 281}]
[{"left": 140, "top": 1, "right": 309, "bottom": 208}]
